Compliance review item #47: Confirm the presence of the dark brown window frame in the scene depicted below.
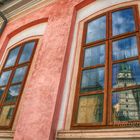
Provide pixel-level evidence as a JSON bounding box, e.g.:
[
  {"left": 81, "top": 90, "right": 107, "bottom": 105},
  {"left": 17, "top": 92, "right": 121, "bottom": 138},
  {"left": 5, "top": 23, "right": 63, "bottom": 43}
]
[
  {"left": 71, "top": 5, "right": 140, "bottom": 129},
  {"left": 0, "top": 39, "right": 38, "bottom": 129}
]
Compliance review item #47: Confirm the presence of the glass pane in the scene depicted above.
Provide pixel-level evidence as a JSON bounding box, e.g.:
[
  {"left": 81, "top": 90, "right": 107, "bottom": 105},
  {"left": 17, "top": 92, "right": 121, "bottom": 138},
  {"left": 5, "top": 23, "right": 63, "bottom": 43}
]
[
  {"left": 83, "top": 44, "right": 105, "bottom": 67},
  {"left": 112, "top": 60, "right": 140, "bottom": 88},
  {"left": 112, "top": 36, "right": 138, "bottom": 61},
  {"left": 5, "top": 84, "right": 21, "bottom": 103},
  {"left": 112, "top": 89, "right": 140, "bottom": 122},
  {"left": 86, "top": 16, "right": 106, "bottom": 44},
  {"left": 77, "top": 94, "right": 103, "bottom": 123},
  {"left": 12, "top": 66, "right": 28, "bottom": 83},
  {"left": 4, "top": 47, "right": 20, "bottom": 68},
  {"left": 0, "top": 105, "right": 15, "bottom": 126},
  {"left": 0, "top": 70, "right": 12, "bottom": 86},
  {"left": 0, "top": 87, "right": 5, "bottom": 100},
  {"left": 80, "top": 67, "right": 104, "bottom": 92},
  {"left": 19, "top": 42, "right": 35, "bottom": 64},
  {"left": 112, "top": 8, "right": 135, "bottom": 36}
]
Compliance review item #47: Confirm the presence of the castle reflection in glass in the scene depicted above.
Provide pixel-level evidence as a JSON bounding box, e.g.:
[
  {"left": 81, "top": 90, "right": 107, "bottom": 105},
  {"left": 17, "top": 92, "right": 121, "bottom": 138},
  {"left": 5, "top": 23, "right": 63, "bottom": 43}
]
[{"left": 112, "top": 62, "right": 140, "bottom": 122}]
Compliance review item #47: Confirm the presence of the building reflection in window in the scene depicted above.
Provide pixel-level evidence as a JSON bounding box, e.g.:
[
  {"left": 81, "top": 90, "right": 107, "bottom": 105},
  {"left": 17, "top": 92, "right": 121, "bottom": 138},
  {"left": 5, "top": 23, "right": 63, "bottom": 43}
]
[{"left": 112, "top": 62, "right": 140, "bottom": 122}]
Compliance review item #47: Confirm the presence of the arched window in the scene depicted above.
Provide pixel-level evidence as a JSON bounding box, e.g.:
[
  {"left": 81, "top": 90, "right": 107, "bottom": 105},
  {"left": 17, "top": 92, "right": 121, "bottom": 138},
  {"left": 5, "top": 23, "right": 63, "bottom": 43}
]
[
  {"left": 0, "top": 39, "right": 38, "bottom": 128},
  {"left": 72, "top": 5, "right": 140, "bottom": 128}
]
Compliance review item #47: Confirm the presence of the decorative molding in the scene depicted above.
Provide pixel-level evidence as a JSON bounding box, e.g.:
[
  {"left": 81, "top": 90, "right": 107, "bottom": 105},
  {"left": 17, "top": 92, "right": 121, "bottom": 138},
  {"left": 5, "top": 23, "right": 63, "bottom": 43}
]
[
  {"left": 0, "top": 0, "right": 27, "bottom": 11},
  {"left": 0, "top": 11, "right": 7, "bottom": 35},
  {"left": 0, "top": 130, "right": 14, "bottom": 139},
  {"left": 57, "top": 128, "right": 140, "bottom": 139},
  {"left": 1, "top": 0, "right": 55, "bottom": 21}
]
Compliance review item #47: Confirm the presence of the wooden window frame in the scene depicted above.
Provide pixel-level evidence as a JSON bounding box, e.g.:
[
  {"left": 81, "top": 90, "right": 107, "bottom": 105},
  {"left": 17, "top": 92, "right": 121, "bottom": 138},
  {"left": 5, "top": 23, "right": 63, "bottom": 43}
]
[
  {"left": 0, "top": 39, "right": 38, "bottom": 129},
  {"left": 71, "top": 5, "right": 140, "bottom": 129}
]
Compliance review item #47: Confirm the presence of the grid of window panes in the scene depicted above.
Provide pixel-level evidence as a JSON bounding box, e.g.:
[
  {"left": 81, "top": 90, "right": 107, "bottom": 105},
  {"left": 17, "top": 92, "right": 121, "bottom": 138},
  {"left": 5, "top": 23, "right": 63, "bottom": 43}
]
[
  {"left": 111, "top": 8, "right": 140, "bottom": 123},
  {"left": 73, "top": 6, "right": 140, "bottom": 127},
  {"left": 0, "top": 40, "right": 37, "bottom": 127}
]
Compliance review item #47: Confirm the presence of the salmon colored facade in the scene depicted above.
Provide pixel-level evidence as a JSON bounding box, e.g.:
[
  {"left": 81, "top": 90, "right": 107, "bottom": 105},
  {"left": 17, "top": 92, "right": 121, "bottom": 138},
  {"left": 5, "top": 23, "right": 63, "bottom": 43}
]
[{"left": 0, "top": 0, "right": 140, "bottom": 140}]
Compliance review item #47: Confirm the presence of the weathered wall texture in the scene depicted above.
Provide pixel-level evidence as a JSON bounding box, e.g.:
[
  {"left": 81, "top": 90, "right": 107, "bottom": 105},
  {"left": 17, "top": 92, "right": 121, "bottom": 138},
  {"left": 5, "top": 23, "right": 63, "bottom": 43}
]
[{"left": 0, "top": 0, "right": 88, "bottom": 140}]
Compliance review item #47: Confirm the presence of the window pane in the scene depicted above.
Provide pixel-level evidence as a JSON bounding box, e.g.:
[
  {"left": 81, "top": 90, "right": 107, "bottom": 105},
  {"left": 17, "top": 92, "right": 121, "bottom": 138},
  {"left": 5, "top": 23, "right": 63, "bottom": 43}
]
[
  {"left": 0, "top": 70, "right": 12, "bottom": 86},
  {"left": 77, "top": 94, "right": 103, "bottom": 123},
  {"left": 80, "top": 67, "right": 104, "bottom": 92},
  {"left": 112, "top": 60, "right": 140, "bottom": 88},
  {"left": 5, "top": 84, "right": 21, "bottom": 103},
  {"left": 86, "top": 16, "right": 106, "bottom": 44},
  {"left": 112, "top": 89, "right": 140, "bottom": 122},
  {"left": 19, "top": 42, "right": 35, "bottom": 64},
  {"left": 83, "top": 44, "right": 105, "bottom": 67},
  {"left": 112, "top": 8, "right": 135, "bottom": 36},
  {"left": 112, "top": 36, "right": 138, "bottom": 61},
  {"left": 0, "top": 105, "right": 15, "bottom": 126},
  {"left": 12, "top": 66, "right": 28, "bottom": 83},
  {"left": 4, "top": 47, "right": 20, "bottom": 68}
]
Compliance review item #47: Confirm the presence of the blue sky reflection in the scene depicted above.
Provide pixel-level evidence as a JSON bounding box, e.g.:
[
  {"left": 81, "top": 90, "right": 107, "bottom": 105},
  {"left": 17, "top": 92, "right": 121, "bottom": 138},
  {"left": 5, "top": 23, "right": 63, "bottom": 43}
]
[
  {"left": 86, "top": 16, "right": 106, "bottom": 44},
  {"left": 112, "top": 8, "right": 135, "bottom": 36},
  {"left": 112, "top": 36, "right": 138, "bottom": 61}
]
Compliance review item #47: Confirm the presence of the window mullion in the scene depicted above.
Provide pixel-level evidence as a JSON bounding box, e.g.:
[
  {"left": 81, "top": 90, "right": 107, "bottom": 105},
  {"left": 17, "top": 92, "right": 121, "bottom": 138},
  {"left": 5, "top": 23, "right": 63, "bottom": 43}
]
[
  {"left": 106, "top": 38, "right": 113, "bottom": 125},
  {"left": 104, "top": 12, "right": 112, "bottom": 125},
  {"left": 102, "top": 40, "right": 109, "bottom": 125},
  {"left": 136, "top": 33, "right": 140, "bottom": 63},
  {"left": 14, "top": 43, "right": 24, "bottom": 67},
  {"left": 103, "top": 12, "right": 110, "bottom": 126}
]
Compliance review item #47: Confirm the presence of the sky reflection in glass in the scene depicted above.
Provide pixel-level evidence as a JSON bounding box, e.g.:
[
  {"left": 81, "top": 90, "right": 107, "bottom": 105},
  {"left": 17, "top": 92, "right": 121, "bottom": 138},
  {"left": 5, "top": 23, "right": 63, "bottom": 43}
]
[
  {"left": 19, "top": 42, "right": 35, "bottom": 64},
  {"left": 112, "top": 36, "right": 138, "bottom": 61},
  {"left": 112, "top": 60, "right": 140, "bottom": 88},
  {"left": 83, "top": 44, "right": 105, "bottom": 67},
  {"left": 5, "top": 84, "right": 21, "bottom": 103},
  {"left": 112, "top": 89, "right": 140, "bottom": 122},
  {"left": 112, "top": 8, "right": 135, "bottom": 36},
  {"left": 81, "top": 67, "right": 104, "bottom": 92},
  {"left": 86, "top": 16, "right": 106, "bottom": 44},
  {"left": 4, "top": 47, "right": 20, "bottom": 68},
  {"left": 12, "top": 66, "right": 28, "bottom": 83},
  {"left": 0, "top": 71, "right": 12, "bottom": 86}
]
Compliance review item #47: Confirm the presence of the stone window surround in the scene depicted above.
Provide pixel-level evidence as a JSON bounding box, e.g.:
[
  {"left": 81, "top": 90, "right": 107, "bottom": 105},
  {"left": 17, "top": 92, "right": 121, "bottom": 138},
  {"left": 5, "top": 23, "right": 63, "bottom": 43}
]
[{"left": 57, "top": 0, "right": 140, "bottom": 139}]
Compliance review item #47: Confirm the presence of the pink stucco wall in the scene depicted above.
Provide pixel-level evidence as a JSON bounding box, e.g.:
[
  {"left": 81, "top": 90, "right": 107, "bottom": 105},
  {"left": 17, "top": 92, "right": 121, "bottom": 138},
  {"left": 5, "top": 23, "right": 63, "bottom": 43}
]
[{"left": 0, "top": 0, "right": 94, "bottom": 140}]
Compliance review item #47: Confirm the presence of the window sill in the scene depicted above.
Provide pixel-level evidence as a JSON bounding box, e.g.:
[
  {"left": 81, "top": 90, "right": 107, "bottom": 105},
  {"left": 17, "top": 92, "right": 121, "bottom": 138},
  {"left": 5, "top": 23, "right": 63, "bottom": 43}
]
[
  {"left": 0, "top": 130, "right": 14, "bottom": 140},
  {"left": 56, "top": 128, "right": 140, "bottom": 139}
]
